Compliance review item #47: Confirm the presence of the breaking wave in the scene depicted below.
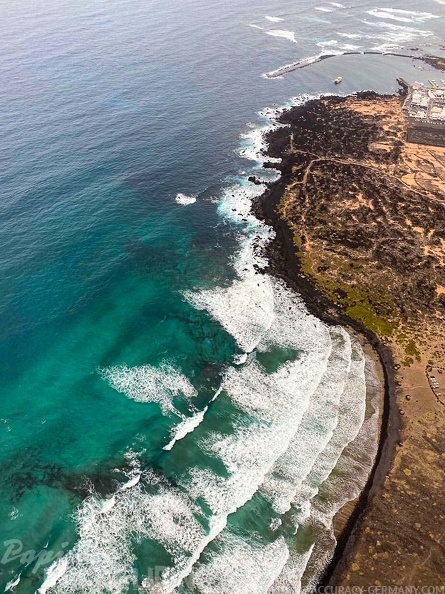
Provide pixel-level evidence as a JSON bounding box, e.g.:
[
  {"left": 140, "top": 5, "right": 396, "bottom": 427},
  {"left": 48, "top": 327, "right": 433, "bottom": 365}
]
[
  {"left": 266, "top": 30, "right": 298, "bottom": 43},
  {"left": 175, "top": 193, "right": 197, "bottom": 205},
  {"left": 265, "top": 15, "right": 284, "bottom": 22},
  {"left": 367, "top": 7, "right": 439, "bottom": 23}
]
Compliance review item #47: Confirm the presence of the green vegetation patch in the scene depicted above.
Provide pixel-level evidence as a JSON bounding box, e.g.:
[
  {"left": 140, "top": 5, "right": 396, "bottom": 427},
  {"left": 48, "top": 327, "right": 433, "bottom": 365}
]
[
  {"left": 346, "top": 301, "right": 396, "bottom": 337},
  {"left": 298, "top": 247, "right": 398, "bottom": 337}
]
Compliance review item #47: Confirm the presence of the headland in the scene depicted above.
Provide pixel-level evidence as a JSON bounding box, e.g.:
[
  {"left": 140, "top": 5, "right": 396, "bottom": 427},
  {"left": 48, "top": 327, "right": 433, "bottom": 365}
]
[{"left": 253, "top": 86, "right": 445, "bottom": 586}]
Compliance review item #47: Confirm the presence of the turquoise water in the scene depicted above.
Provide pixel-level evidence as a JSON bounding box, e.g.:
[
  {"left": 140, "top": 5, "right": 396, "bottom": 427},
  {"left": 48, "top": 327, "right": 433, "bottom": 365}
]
[{"left": 0, "top": 0, "right": 443, "bottom": 592}]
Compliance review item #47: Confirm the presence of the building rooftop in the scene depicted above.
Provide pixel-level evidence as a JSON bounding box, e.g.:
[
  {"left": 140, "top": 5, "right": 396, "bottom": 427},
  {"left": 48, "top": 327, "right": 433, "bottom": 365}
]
[{"left": 403, "top": 81, "right": 445, "bottom": 125}]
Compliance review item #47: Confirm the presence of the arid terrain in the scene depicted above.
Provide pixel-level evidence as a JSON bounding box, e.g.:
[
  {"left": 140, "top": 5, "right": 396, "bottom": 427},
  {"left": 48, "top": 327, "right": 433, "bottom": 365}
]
[{"left": 256, "top": 91, "right": 445, "bottom": 585}]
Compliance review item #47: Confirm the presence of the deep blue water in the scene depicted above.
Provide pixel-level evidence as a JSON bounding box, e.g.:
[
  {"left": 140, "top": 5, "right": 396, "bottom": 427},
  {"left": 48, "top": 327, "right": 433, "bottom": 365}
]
[{"left": 0, "top": 0, "right": 443, "bottom": 592}]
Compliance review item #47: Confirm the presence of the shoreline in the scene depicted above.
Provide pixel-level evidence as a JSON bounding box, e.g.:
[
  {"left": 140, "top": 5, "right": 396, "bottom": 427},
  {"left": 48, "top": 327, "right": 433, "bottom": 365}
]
[
  {"left": 325, "top": 331, "right": 396, "bottom": 587},
  {"left": 253, "top": 85, "right": 445, "bottom": 585},
  {"left": 252, "top": 97, "right": 401, "bottom": 587}
]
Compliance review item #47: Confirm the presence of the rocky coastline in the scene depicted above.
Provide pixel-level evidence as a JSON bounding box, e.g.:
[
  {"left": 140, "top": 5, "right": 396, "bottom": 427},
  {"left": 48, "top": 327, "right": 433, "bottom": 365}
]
[
  {"left": 252, "top": 103, "right": 399, "bottom": 587},
  {"left": 253, "top": 90, "right": 445, "bottom": 586}
]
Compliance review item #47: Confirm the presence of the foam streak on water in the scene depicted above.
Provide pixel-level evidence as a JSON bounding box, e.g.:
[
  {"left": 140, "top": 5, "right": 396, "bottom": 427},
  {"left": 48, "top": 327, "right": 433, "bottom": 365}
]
[
  {"left": 46, "top": 267, "right": 337, "bottom": 594},
  {"left": 265, "top": 15, "right": 284, "bottom": 23},
  {"left": 196, "top": 334, "right": 367, "bottom": 594},
  {"left": 366, "top": 8, "right": 439, "bottom": 23},
  {"left": 189, "top": 532, "right": 290, "bottom": 594},
  {"left": 100, "top": 363, "right": 197, "bottom": 414},
  {"left": 292, "top": 338, "right": 367, "bottom": 525},
  {"left": 186, "top": 342, "right": 331, "bottom": 516},
  {"left": 184, "top": 270, "right": 275, "bottom": 353},
  {"left": 163, "top": 406, "right": 209, "bottom": 451},
  {"left": 266, "top": 30, "right": 298, "bottom": 44}
]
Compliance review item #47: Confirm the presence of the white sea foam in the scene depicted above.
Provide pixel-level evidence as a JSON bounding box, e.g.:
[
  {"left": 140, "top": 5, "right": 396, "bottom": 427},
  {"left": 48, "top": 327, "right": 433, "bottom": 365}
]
[
  {"left": 367, "top": 7, "right": 439, "bottom": 23},
  {"left": 265, "top": 15, "right": 284, "bottom": 22},
  {"left": 369, "top": 28, "right": 433, "bottom": 50},
  {"left": 182, "top": 321, "right": 331, "bottom": 519},
  {"left": 260, "top": 326, "right": 352, "bottom": 514},
  {"left": 367, "top": 9, "right": 416, "bottom": 23},
  {"left": 239, "top": 123, "right": 282, "bottom": 166},
  {"left": 100, "top": 362, "right": 197, "bottom": 414},
  {"left": 234, "top": 97, "right": 310, "bottom": 185},
  {"left": 183, "top": 210, "right": 276, "bottom": 351},
  {"left": 48, "top": 476, "right": 209, "bottom": 594},
  {"left": 339, "top": 43, "right": 362, "bottom": 50},
  {"left": 369, "top": 20, "right": 431, "bottom": 31},
  {"left": 317, "top": 39, "right": 339, "bottom": 47},
  {"left": 303, "top": 15, "right": 332, "bottom": 24},
  {"left": 184, "top": 266, "right": 274, "bottom": 353},
  {"left": 371, "top": 42, "right": 401, "bottom": 52},
  {"left": 38, "top": 558, "right": 69, "bottom": 594},
  {"left": 119, "top": 473, "right": 141, "bottom": 491},
  {"left": 184, "top": 215, "right": 328, "bottom": 353},
  {"left": 330, "top": 1, "right": 344, "bottom": 6},
  {"left": 182, "top": 328, "right": 369, "bottom": 594},
  {"left": 184, "top": 93, "right": 328, "bottom": 359},
  {"left": 260, "top": 282, "right": 326, "bottom": 352},
  {"left": 300, "top": 352, "right": 380, "bottom": 594},
  {"left": 233, "top": 352, "right": 248, "bottom": 365},
  {"left": 266, "top": 30, "right": 298, "bottom": 43},
  {"left": 181, "top": 93, "right": 377, "bottom": 594},
  {"left": 365, "top": 20, "right": 434, "bottom": 44},
  {"left": 248, "top": 24, "right": 264, "bottom": 30},
  {"left": 99, "top": 495, "right": 116, "bottom": 514},
  {"left": 163, "top": 406, "right": 208, "bottom": 451},
  {"left": 337, "top": 32, "right": 363, "bottom": 39},
  {"left": 294, "top": 338, "right": 367, "bottom": 511},
  {"left": 8, "top": 507, "right": 19, "bottom": 521},
  {"left": 268, "top": 338, "right": 373, "bottom": 593},
  {"left": 175, "top": 193, "right": 196, "bottom": 205},
  {"left": 269, "top": 545, "right": 314, "bottom": 594},
  {"left": 149, "top": 285, "right": 334, "bottom": 589},
  {"left": 211, "top": 386, "right": 223, "bottom": 402},
  {"left": 55, "top": 467, "right": 290, "bottom": 594},
  {"left": 223, "top": 352, "right": 328, "bottom": 425},
  {"left": 314, "top": 6, "right": 333, "bottom": 12},
  {"left": 66, "top": 337, "right": 369, "bottom": 594},
  {"left": 4, "top": 573, "right": 21, "bottom": 592},
  {"left": 189, "top": 532, "right": 289, "bottom": 594}
]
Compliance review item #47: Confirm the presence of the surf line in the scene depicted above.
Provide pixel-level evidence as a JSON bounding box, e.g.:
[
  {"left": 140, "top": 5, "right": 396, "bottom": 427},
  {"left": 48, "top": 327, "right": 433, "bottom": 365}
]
[{"left": 264, "top": 51, "right": 430, "bottom": 78}]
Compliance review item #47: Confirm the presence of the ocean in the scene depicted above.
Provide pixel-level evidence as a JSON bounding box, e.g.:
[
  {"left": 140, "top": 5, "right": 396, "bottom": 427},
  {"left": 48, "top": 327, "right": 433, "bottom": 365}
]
[{"left": 0, "top": 0, "right": 443, "bottom": 592}]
